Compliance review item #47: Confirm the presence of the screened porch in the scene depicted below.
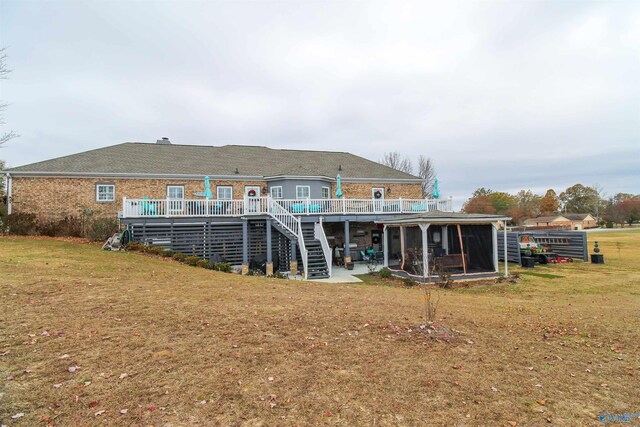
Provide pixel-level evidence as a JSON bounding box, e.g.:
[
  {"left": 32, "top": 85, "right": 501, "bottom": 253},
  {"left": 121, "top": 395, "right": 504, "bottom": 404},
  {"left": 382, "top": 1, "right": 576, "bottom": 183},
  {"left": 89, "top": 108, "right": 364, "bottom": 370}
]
[{"left": 379, "top": 213, "right": 511, "bottom": 281}]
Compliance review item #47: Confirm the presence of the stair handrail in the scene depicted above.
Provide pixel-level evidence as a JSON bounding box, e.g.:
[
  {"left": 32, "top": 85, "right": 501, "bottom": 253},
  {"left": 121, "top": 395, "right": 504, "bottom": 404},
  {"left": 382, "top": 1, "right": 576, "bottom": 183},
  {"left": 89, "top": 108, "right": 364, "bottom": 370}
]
[
  {"left": 268, "top": 198, "right": 308, "bottom": 279},
  {"left": 268, "top": 198, "right": 299, "bottom": 237},
  {"left": 314, "top": 219, "right": 332, "bottom": 277}
]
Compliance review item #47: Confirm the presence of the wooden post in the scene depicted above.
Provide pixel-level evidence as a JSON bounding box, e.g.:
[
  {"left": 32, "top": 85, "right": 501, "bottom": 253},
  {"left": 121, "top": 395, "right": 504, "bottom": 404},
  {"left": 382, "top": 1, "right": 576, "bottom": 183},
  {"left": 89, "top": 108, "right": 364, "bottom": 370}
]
[
  {"left": 266, "top": 219, "right": 273, "bottom": 264},
  {"left": 442, "top": 225, "right": 448, "bottom": 255},
  {"left": 503, "top": 226, "right": 509, "bottom": 278},
  {"left": 290, "top": 241, "right": 298, "bottom": 275},
  {"left": 456, "top": 224, "right": 467, "bottom": 274},
  {"left": 242, "top": 220, "right": 249, "bottom": 274},
  {"left": 492, "top": 223, "right": 499, "bottom": 273},
  {"left": 383, "top": 225, "right": 389, "bottom": 267},
  {"left": 344, "top": 220, "right": 351, "bottom": 263},
  {"left": 400, "top": 225, "right": 405, "bottom": 270},
  {"left": 419, "top": 224, "right": 430, "bottom": 279}
]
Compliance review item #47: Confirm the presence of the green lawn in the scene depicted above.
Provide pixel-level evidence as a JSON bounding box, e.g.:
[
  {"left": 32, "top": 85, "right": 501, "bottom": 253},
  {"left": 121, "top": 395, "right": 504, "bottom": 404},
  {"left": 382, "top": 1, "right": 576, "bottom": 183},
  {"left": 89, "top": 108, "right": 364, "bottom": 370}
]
[{"left": 1, "top": 231, "right": 639, "bottom": 426}]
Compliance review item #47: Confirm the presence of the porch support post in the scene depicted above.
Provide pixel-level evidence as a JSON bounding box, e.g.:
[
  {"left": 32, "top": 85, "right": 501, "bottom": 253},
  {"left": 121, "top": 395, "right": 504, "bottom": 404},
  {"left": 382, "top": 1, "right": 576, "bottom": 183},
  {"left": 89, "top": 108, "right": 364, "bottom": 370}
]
[
  {"left": 503, "top": 225, "right": 509, "bottom": 278},
  {"left": 492, "top": 222, "right": 499, "bottom": 273},
  {"left": 344, "top": 220, "right": 351, "bottom": 263},
  {"left": 383, "top": 225, "right": 389, "bottom": 267},
  {"left": 241, "top": 219, "right": 249, "bottom": 275},
  {"left": 290, "top": 241, "right": 298, "bottom": 275},
  {"left": 6, "top": 173, "right": 12, "bottom": 215},
  {"left": 419, "top": 224, "right": 430, "bottom": 279},
  {"left": 265, "top": 219, "right": 273, "bottom": 276},
  {"left": 442, "top": 225, "right": 448, "bottom": 254}
]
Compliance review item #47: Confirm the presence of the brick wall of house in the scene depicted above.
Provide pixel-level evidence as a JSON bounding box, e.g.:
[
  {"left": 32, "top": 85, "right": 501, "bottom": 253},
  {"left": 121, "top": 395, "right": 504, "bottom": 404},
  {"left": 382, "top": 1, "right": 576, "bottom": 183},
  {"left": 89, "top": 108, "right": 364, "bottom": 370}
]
[
  {"left": 10, "top": 177, "right": 424, "bottom": 221},
  {"left": 10, "top": 177, "right": 266, "bottom": 221},
  {"left": 340, "top": 182, "right": 423, "bottom": 199}
]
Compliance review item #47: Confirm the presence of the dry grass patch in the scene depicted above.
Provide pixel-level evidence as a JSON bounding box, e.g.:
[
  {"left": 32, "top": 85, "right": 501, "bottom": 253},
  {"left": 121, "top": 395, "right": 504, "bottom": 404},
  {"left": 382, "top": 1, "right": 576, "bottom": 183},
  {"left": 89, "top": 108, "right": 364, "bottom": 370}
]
[{"left": 1, "top": 231, "right": 639, "bottom": 426}]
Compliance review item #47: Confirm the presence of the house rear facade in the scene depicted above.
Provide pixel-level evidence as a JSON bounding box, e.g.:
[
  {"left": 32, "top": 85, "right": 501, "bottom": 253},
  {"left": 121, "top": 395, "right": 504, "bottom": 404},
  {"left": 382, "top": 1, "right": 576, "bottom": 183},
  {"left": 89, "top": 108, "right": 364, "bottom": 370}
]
[{"left": 4, "top": 139, "right": 457, "bottom": 279}]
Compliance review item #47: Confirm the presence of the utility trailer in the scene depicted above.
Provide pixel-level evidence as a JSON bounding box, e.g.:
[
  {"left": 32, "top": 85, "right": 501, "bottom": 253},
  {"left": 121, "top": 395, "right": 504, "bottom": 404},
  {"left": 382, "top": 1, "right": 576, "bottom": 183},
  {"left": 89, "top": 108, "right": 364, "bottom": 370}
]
[{"left": 519, "top": 233, "right": 573, "bottom": 264}]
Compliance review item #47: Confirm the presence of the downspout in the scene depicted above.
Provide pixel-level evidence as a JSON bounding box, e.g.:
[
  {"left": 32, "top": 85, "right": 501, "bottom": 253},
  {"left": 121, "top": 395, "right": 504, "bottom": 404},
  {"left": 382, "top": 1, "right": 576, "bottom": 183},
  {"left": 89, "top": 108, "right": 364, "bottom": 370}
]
[{"left": 6, "top": 173, "right": 12, "bottom": 215}]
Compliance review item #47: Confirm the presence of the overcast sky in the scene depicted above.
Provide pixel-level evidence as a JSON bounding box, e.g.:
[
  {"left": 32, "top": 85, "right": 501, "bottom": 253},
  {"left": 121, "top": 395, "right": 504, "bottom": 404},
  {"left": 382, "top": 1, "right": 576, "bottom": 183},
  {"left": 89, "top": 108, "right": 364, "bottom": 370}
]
[{"left": 1, "top": 1, "right": 638, "bottom": 202}]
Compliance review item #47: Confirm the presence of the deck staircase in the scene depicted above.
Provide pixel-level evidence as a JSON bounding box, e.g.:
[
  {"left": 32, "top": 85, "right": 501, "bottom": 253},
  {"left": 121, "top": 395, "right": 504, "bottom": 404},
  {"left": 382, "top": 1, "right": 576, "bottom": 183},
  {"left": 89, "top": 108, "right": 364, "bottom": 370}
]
[
  {"left": 266, "top": 199, "right": 330, "bottom": 279},
  {"left": 301, "top": 223, "right": 330, "bottom": 279}
]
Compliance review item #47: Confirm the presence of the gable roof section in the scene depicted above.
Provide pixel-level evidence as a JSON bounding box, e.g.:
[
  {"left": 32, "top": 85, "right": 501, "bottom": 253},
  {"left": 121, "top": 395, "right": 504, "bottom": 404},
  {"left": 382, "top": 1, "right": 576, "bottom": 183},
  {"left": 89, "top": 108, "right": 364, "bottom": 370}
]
[
  {"left": 527, "top": 215, "right": 569, "bottom": 223},
  {"left": 563, "top": 213, "right": 594, "bottom": 221},
  {"left": 5, "top": 143, "right": 421, "bottom": 181}
]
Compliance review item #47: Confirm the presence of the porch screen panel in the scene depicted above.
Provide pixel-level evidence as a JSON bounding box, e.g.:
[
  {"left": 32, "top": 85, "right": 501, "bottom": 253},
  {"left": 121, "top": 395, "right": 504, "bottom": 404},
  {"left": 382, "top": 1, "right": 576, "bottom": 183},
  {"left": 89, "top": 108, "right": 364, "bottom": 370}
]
[
  {"left": 403, "top": 226, "right": 424, "bottom": 276},
  {"left": 387, "top": 226, "right": 402, "bottom": 268},
  {"left": 460, "top": 225, "right": 494, "bottom": 272}
]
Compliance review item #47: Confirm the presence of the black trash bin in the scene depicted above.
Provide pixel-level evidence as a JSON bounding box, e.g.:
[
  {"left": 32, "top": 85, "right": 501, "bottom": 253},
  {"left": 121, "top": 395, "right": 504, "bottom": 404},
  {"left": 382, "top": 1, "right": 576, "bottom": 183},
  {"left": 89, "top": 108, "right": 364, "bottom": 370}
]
[{"left": 521, "top": 257, "right": 536, "bottom": 268}]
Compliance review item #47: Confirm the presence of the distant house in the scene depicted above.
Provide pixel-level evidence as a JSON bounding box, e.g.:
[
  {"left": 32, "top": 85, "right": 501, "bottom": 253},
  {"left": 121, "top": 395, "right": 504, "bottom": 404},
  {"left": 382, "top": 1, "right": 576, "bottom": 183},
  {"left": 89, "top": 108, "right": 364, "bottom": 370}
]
[
  {"left": 525, "top": 214, "right": 597, "bottom": 230},
  {"left": 563, "top": 214, "right": 598, "bottom": 229}
]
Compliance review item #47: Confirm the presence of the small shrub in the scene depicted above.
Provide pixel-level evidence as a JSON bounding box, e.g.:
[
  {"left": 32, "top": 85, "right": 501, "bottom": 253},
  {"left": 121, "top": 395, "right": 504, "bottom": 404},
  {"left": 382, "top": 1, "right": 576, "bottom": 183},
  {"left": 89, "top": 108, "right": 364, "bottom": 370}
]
[
  {"left": 269, "top": 272, "right": 288, "bottom": 279},
  {"left": 247, "top": 268, "right": 265, "bottom": 276},
  {"left": 196, "top": 259, "right": 212, "bottom": 269},
  {"left": 184, "top": 256, "right": 200, "bottom": 266},
  {"left": 379, "top": 267, "right": 392, "bottom": 279},
  {"left": 433, "top": 264, "right": 454, "bottom": 289},
  {"left": 402, "top": 277, "right": 417, "bottom": 287},
  {"left": 126, "top": 242, "right": 142, "bottom": 251},
  {"left": 161, "top": 249, "right": 174, "bottom": 257},
  {"left": 437, "top": 279, "right": 453, "bottom": 289},
  {"left": 148, "top": 246, "right": 165, "bottom": 256},
  {"left": 87, "top": 217, "right": 119, "bottom": 241},
  {"left": 5, "top": 212, "right": 38, "bottom": 235},
  {"left": 37, "top": 216, "right": 84, "bottom": 238},
  {"left": 215, "top": 262, "right": 232, "bottom": 273},
  {"left": 172, "top": 252, "right": 187, "bottom": 262}
]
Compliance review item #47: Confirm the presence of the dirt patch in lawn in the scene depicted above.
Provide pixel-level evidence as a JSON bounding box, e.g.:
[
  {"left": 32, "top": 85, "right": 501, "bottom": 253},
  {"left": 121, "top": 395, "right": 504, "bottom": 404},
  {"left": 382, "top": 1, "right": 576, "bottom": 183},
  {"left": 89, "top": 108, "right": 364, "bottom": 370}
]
[{"left": 1, "top": 233, "right": 639, "bottom": 426}]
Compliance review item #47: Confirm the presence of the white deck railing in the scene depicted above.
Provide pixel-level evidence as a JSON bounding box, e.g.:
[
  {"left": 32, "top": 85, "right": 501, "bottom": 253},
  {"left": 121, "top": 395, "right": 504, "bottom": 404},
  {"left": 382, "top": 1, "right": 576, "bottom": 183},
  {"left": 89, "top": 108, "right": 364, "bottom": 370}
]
[{"left": 121, "top": 196, "right": 453, "bottom": 218}]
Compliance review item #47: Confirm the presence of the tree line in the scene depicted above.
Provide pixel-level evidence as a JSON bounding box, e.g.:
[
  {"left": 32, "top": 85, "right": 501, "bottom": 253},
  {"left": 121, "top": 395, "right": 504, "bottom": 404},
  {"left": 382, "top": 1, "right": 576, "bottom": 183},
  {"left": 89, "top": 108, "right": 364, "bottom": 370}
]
[
  {"left": 379, "top": 151, "right": 436, "bottom": 197},
  {"left": 462, "top": 184, "right": 640, "bottom": 227}
]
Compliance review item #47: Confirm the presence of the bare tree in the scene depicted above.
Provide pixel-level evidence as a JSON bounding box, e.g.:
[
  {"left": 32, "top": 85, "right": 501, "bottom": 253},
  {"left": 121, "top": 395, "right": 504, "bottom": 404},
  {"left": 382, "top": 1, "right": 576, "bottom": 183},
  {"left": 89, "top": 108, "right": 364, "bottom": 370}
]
[
  {"left": 417, "top": 155, "right": 436, "bottom": 197},
  {"left": 380, "top": 151, "right": 413, "bottom": 174},
  {"left": 1, "top": 47, "right": 18, "bottom": 146}
]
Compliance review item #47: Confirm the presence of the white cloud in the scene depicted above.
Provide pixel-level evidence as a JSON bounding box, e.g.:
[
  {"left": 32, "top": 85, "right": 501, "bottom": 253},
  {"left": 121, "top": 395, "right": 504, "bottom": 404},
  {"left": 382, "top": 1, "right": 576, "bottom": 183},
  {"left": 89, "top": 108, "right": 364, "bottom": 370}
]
[{"left": 1, "top": 0, "right": 638, "bottom": 199}]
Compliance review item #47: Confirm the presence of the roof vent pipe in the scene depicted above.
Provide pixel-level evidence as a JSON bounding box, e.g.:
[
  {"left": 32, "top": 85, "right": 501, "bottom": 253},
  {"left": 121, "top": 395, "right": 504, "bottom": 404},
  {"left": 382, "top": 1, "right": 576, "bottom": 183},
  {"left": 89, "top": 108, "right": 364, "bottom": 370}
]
[{"left": 156, "top": 137, "right": 171, "bottom": 144}]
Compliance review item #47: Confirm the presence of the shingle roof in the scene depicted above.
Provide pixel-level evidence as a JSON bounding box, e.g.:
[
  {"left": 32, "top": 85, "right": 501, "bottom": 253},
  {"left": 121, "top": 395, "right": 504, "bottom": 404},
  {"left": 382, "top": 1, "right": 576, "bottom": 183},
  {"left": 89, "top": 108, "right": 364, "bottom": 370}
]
[
  {"left": 377, "top": 212, "right": 510, "bottom": 225},
  {"left": 563, "top": 213, "right": 592, "bottom": 221},
  {"left": 5, "top": 143, "right": 421, "bottom": 181},
  {"left": 528, "top": 215, "right": 567, "bottom": 223}
]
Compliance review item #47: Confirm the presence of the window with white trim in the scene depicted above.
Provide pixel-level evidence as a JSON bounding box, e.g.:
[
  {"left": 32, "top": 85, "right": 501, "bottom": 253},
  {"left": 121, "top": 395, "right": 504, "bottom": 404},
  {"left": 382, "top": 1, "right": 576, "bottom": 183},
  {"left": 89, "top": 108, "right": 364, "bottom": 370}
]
[
  {"left": 321, "top": 186, "right": 330, "bottom": 199},
  {"left": 96, "top": 184, "right": 115, "bottom": 202},
  {"left": 167, "top": 185, "right": 184, "bottom": 199},
  {"left": 270, "top": 186, "right": 283, "bottom": 199},
  {"left": 217, "top": 186, "right": 233, "bottom": 200},
  {"left": 296, "top": 185, "right": 310, "bottom": 199}
]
